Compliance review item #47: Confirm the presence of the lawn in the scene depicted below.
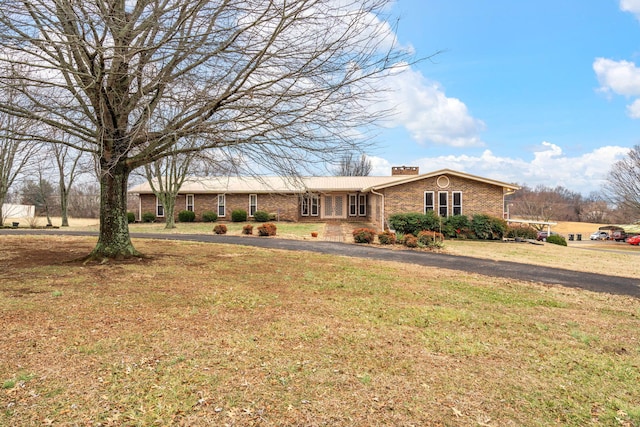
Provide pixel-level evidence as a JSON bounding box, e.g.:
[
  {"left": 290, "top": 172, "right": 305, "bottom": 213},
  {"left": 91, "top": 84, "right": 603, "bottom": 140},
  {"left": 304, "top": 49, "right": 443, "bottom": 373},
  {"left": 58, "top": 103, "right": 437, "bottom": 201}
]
[{"left": 0, "top": 235, "right": 639, "bottom": 426}]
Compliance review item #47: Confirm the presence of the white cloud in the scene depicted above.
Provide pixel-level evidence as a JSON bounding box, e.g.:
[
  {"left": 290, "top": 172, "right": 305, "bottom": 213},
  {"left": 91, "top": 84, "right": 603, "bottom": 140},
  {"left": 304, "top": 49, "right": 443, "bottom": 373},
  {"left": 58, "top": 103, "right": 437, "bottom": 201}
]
[
  {"left": 380, "top": 65, "right": 486, "bottom": 148},
  {"left": 593, "top": 57, "right": 640, "bottom": 118},
  {"left": 627, "top": 99, "right": 640, "bottom": 118},
  {"left": 593, "top": 57, "right": 640, "bottom": 96},
  {"left": 620, "top": 0, "right": 640, "bottom": 19},
  {"left": 593, "top": 3, "right": 640, "bottom": 116},
  {"left": 372, "top": 142, "right": 630, "bottom": 194}
]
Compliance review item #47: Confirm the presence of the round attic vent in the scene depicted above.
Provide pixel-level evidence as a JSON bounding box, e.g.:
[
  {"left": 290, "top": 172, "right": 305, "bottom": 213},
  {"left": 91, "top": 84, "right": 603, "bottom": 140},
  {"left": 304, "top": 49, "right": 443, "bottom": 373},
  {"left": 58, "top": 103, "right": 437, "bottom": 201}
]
[{"left": 437, "top": 175, "right": 450, "bottom": 188}]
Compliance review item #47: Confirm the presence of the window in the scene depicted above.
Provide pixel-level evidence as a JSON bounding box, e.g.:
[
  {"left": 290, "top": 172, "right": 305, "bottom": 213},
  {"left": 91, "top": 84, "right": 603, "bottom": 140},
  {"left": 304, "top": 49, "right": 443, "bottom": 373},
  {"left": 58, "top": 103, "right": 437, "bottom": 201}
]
[
  {"left": 424, "top": 191, "right": 434, "bottom": 212},
  {"left": 438, "top": 191, "right": 448, "bottom": 217},
  {"left": 217, "top": 194, "right": 226, "bottom": 217},
  {"left": 186, "top": 194, "right": 194, "bottom": 212},
  {"left": 156, "top": 197, "right": 164, "bottom": 217},
  {"left": 348, "top": 194, "right": 358, "bottom": 216},
  {"left": 249, "top": 194, "right": 257, "bottom": 217},
  {"left": 358, "top": 194, "right": 367, "bottom": 216},
  {"left": 302, "top": 194, "right": 319, "bottom": 216},
  {"left": 453, "top": 192, "right": 462, "bottom": 216}
]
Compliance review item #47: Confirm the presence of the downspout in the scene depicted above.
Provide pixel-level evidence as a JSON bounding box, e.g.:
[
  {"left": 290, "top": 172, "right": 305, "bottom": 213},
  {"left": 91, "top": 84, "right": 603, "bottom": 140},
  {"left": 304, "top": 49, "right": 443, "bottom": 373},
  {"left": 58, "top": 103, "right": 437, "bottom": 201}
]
[{"left": 370, "top": 188, "right": 385, "bottom": 232}]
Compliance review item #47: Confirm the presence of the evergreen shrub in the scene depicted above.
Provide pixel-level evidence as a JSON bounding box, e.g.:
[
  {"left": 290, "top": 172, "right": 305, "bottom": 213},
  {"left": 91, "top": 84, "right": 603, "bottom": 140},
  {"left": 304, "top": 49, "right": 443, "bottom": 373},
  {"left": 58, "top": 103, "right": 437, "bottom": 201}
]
[
  {"left": 231, "top": 209, "right": 247, "bottom": 222},
  {"left": 141, "top": 212, "right": 156, "bottom": 223},
  {"left": 546, "top": 234, "right": 567, "bottom": 246},
  {"left": 388, "top": 211, "right": 439, "bottom": 236},
  {"left": 253, "top": 210, "right": 270, "bottom": 222},
  {"left": 202, "top": 211, "right": 218, "bottom": 222},
  {"left": 178, "top": 210, "right": 196, "bottom": 222}
]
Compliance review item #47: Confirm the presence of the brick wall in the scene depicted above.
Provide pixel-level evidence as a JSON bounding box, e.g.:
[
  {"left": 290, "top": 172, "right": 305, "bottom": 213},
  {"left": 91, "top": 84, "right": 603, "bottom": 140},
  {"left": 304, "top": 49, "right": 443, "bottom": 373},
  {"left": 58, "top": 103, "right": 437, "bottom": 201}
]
[
  {"left": 138, "top": 193, "right": 300, "bottom": 222},
  {"left": 136, "top": 173, "right": 507, "bottom": 225},
  {"left": 381, "top": 174, "right": 505, "bottom": 219}
]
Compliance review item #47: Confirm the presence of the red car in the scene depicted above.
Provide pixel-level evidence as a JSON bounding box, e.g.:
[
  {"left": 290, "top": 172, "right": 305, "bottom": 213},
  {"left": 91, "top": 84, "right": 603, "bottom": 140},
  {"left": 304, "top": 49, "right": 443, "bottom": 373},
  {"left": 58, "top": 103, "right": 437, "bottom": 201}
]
[{"left": 627, "top": 235, "right": 640, "bottom": 245}]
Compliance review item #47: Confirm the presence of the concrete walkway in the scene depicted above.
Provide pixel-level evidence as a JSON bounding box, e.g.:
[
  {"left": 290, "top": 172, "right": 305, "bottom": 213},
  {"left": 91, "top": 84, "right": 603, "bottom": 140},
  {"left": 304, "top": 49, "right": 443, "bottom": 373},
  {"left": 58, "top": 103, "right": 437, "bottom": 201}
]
[{"left": 322, "top": 223, "right": 347, "bottom": 242}]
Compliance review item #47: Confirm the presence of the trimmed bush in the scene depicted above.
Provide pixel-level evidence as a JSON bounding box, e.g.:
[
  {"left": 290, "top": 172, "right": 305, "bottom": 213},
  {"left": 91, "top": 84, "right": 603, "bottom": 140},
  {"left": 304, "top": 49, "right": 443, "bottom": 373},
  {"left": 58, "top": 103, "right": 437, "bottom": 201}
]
[
  {"left": 377, "top": 230, "right": 396, "bottom": 245},
  {"left": 352, "top": 227, "right": 376, "bottom": 244},
  {"left": 231, "top": 209, "right": 247, "bottom": 222},
  {"left": 127, "top": 212, "right": 136, "bottom": 223},
  {"left": 253, "top": 210, "right": 270, "bottom": 222},
  {"left": 202, "top": 211, "right": 218, "bottom": 222},
  {"left": 442, "top": 215, "right": 470, "bottom": 238},
  {"left": 257, "top": 222, "right": 277, "bottom": 236},
  {"left": 178, "top": 210, "right": 196, "bottom": 222},
  {"left": 470, "top": 214, "right": 507, "bottom": 240},
  {"left": 417, "top": 230, "right": 444, "bottom": 245},
  {"left": 546, "top": 234, "right": 567, "bottom": 246},
  {"left": 388, "top": 211, "right": 440, "bottom": 236},
  {"left": 242, "top": 224, "right": 253, "bottom": 235},
  {"left": 141, "top": 212, "right": 156, "bottom": 223},
  {"left": 506, "top": 225, "right": 538, "bottom": 240},
  {"left": 213, "top": 224, "right": 227, "bottom": 234},
  {"left": 403, "top": 233, "right": 418, "bottom": 248}
]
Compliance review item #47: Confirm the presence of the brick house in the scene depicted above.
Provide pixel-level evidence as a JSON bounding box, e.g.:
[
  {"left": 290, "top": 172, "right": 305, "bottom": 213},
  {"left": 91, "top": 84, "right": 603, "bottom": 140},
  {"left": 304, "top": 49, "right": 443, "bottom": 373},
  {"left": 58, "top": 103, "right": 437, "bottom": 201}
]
[{"left": 128, "top": 167, "right": 519, "bottom": 230}]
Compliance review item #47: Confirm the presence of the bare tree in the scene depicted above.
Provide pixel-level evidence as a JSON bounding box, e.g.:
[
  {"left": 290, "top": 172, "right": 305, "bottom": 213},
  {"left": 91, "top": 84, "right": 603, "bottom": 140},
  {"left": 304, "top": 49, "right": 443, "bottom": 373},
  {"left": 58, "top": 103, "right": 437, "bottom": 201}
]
[
  {"left": 507, "top": 184, "right": 585, "bottom": 227},
  {"left": 335, "top": 153, "right": 373, "bottom": 176},
  {"left": 143, "top": 147, "right": 195, "bottom": 230},
  {"left": 21, "top": 177, "right": 57, "bottom": 226},
  {"left": 50, "top": 137, "right": 91, "bottom": 227},
  {"left": 0, "top": 0, "right": 411, "bottom": 259},
  {"left": 0, "top": 90, "right": 39, "bottom": 226},
  {"left": 604, "top": 145, "right": 640, "bottom": 223}
]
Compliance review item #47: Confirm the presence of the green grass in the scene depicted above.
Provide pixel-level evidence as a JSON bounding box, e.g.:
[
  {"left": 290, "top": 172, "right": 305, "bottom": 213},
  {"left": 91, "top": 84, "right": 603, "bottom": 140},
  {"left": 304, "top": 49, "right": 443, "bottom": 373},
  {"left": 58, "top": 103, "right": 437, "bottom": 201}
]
[{"left": 0, "top": 236, "right": 639, "bottom": 426}]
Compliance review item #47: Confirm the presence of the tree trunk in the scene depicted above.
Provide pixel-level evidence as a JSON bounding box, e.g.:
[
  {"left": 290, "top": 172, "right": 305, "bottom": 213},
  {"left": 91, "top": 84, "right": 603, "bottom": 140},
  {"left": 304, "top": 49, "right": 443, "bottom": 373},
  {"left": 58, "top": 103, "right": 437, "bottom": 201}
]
[
  {"left": 163, "top": 195, "right": 176, "bottom": 229},
  {"left": 88, "top": 162, "right": 140, "bottom": 260},
  {"left": 60, "top": 183, "right": 69, "bottom": 227}
]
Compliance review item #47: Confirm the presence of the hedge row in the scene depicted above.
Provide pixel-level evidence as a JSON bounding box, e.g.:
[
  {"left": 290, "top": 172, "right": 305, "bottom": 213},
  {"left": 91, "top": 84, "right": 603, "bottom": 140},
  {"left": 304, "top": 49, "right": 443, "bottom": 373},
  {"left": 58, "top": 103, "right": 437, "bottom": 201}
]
[{"left": 388, "top": 212, "right": 508, "bottom": 240}]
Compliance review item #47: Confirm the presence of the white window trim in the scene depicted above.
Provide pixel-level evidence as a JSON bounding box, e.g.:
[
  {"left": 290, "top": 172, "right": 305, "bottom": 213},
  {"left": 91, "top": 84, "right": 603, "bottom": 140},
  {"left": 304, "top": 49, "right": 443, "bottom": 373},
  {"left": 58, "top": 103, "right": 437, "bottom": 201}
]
[
  {"left": 358, "top": 194, "right": 367, "bottom": 216},
  {"left": 249, "top": 194, "right": 257, "bottom": 217},
  {"left": 424, "top": 191, "right": 434, "bottom": 213},
  {"left": 186, "top": 194, "right": 194, "bottom": 212},
  {"left": 218, "top": 194, "right": 226, "bottom": 217},
  {"left": 302, "top": 194, "right": 319, "bottom": 217},
  {"left": 310, "top": 195, "right": 319, "bottom": 216},
  {"left": 348, "top": 194, "right": 358, "bottom": 216},
  {"left": 438, "top": 191, "right": 449, "bottom": 217},
  {"left": 156, "top": 196, "right": 164, "bottom": 217},
  {"left": 453, "top": 191, "right": 462, "bottom": 216}
]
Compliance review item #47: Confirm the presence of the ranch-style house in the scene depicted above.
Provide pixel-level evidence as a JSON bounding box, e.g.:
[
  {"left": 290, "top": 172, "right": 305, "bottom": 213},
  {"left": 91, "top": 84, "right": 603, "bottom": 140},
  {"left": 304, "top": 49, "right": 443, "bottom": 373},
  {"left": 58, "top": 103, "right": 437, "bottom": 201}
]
[{"left": 128, "top": 167, "right": 520, "bottom": 230}]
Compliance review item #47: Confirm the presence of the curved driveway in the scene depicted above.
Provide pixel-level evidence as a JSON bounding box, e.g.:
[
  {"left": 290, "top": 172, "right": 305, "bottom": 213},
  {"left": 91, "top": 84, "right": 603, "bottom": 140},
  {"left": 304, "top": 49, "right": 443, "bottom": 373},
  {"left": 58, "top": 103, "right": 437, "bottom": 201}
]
[{"left": 3, "top": 229, "right": 639, "bottom": 298}]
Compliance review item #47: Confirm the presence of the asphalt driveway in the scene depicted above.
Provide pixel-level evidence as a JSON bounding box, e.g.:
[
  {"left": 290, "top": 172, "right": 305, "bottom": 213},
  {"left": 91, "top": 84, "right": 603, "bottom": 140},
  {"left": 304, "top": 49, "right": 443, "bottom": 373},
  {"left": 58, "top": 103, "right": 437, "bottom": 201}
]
[{"left": 2, "top": 229, "right": 639, "bottom": 298}]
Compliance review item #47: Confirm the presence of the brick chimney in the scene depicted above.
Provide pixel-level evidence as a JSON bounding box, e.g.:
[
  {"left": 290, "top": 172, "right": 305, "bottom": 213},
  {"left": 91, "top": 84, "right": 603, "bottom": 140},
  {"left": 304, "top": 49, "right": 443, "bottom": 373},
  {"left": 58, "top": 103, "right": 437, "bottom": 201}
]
[{"left": 391, "top": 166, "right": 419, "bottom": 176}]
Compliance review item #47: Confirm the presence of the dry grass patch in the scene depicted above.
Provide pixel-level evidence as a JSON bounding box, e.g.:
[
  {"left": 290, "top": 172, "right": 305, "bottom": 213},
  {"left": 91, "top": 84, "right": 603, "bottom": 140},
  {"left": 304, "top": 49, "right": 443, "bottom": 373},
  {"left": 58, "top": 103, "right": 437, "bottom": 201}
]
[
  {"left": 0, "top": 236, "right": 639, "bottom": 426},
  {"left": 445, "top": 239, "right": 640, "bottom": 278}
]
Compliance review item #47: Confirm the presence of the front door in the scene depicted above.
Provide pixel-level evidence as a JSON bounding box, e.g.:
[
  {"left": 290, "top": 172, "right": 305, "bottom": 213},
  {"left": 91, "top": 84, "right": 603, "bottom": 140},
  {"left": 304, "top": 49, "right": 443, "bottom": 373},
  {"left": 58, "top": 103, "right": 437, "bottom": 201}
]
[{"left": 322, "top": 194, "right": 346, "bottom": 219}]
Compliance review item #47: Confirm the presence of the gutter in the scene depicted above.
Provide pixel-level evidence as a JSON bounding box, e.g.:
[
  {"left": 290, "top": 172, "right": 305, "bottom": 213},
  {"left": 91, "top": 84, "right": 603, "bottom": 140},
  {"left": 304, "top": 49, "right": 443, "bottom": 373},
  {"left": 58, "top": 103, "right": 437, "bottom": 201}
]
[{"left": 369, "top": 188, "right": 385, "bottom": 232}]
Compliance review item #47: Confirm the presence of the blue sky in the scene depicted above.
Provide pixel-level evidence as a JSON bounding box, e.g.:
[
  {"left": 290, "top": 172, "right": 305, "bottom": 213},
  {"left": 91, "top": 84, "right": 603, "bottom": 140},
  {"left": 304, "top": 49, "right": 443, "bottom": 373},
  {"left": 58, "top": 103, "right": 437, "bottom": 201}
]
[{"left": 366, "top": 0, "right": 640, "bottom": 194}]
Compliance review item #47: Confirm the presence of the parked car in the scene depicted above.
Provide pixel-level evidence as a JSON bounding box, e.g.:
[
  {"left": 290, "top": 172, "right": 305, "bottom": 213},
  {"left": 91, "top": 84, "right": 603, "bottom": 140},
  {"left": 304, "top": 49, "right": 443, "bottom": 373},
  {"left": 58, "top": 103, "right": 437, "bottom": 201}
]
[
  {"left": 612, "top": 230, "right": 628, "bottom": 241},
  {"left": 627, "top": 235, "right": 640, "bottom": 245},
  {"left": 536, "top": 231, "right": 559, "bottom": 241},
  {"left": 589, "top": 231, "right": 609, "bottom": 240},
  {"left": 611, "top": 230, "right": 629, "bottom": 242}
]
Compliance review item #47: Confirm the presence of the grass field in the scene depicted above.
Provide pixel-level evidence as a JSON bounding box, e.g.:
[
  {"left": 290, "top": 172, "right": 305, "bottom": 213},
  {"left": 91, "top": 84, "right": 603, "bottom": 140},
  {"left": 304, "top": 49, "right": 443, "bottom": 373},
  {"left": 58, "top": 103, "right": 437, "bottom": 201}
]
[{"left": 1, "top": 233, "right": 639, "bottom": 426}]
